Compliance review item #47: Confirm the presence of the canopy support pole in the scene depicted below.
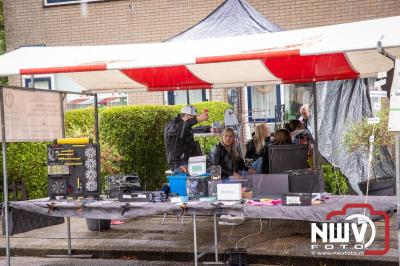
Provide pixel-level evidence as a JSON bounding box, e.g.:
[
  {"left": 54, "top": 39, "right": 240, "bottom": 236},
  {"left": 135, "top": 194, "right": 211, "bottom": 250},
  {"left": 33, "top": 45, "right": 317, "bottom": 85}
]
[
  {"left": 377, "top": 49, "right": 398, "bottom": 259},
  {"left": 386, "top": 50, "right": 400, "bottom": 261},
  {"left": 94, "top": 94, "right": 99, "bottom": 143},
  {"left": 60, "top": 93, "right": 65, "bottom": 137},
  {"left": 1, "top": 86, "right": 10, "bottom": 266},
  {"left": 396, "top": 133, "right": 400, "bottom": 262},
  {"left": 186, "top": 90, "right": 190, "bottom": 105},
  {"left": 30, "top": 75, "right": 35, "bottom": 88},
  {"left": 312, "top": 82, "right": 319, "bottom": 168},
  {"left": 47, "top": 92, "right": 92, "bottom": 259},
  {"left": 60, "top": 93, "right": 73, "bottom": 257},
  {"left": 94, "top": 94, "right": 101, "bottom": 200}
]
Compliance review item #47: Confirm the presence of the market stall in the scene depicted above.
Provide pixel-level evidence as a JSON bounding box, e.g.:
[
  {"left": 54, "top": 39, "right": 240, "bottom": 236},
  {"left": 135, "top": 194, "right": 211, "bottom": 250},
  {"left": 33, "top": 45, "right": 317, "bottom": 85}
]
[{"left": 0, "top": 15, "right": 400, "bottom": 266}]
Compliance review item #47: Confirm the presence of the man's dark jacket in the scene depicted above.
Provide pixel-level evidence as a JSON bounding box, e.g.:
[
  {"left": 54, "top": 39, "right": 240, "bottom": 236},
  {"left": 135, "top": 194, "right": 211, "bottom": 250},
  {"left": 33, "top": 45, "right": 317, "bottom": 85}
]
[
  {"left": 164, "top": 115, "right": 200, "bottom": 170},
  {"left": 209, "top": 142, "right": 247, "bottom": 179}
]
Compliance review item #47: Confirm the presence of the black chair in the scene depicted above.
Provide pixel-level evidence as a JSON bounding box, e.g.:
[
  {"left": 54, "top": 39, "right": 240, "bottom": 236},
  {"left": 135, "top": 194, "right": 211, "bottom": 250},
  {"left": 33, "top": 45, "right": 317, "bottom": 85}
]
[{"left": 267, "top": 144, "right": 308, "bottom": 174}]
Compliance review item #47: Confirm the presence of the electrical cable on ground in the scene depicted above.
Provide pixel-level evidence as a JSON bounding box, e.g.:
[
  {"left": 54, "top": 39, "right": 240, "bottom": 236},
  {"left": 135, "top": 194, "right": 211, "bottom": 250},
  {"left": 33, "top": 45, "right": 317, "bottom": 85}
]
[{"left": 234, "top": 218, "right": 263, "bottom": 249}]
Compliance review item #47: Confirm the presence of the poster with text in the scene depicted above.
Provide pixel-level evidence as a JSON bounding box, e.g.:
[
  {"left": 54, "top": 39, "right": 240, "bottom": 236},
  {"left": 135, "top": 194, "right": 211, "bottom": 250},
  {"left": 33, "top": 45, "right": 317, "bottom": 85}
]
[{"left": 0, "top": 88, "right": 63, "bottom": 142}]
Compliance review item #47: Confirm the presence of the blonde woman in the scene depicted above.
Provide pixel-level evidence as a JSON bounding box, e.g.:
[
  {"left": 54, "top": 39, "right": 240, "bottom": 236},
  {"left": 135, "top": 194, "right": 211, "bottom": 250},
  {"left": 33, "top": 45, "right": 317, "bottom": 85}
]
[
  {"left": 245, "top": 123, "right": 270, "bottom": 173},
  {"left": 210, "top": 128, "right": 254, "bottom": 180},
  {"left": 245, "top": 123, "right": 270, "bottom": 160}
]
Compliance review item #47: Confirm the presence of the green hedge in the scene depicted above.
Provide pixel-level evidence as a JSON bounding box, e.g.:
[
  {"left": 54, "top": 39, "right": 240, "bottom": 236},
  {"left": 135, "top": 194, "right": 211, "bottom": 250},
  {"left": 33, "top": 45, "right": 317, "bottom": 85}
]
[
  {"left": 0, "top": 142, "right": 48, "bottom": 200},
  {"left": 99, "top": 101, "right": 230, "bottom": 190},
  {"left": 1, "top": 101, "right": 230, "bottom": 199},
  {"left": 322, "top": 163, "right": 349, "bottom": 195},
  {"left": 65, "top": 108, "right": 96, "bottom": 139},
  {"left": 0, "top": 100, "right": 351, "bottom": 199}
]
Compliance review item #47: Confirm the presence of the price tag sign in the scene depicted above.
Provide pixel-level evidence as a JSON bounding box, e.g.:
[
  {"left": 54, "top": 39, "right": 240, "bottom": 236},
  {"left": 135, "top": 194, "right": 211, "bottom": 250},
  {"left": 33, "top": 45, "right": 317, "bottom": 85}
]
[
  {"left": 369, "top": 91, "right": 387, "bottom": 98},
  {"left": 286, "top": 196, "right": 301, "bottom": 205},
  {"left": 373, "top": 102, "right": 381, "bottom": 111},
  {"left": 367, "top": 117, "right": 380, "bottom": 125},
  {"left": 188, "top": 156, "right": 207, "bottom": 176},
  {"left": 377, "top": 72, "right": 387, "bottom": 79},
  {"left": 374, "top": 79, "right": 386, "bottom": 89},
  {"left": 389, "top": 59, "right": 400, "bottom": 132}
]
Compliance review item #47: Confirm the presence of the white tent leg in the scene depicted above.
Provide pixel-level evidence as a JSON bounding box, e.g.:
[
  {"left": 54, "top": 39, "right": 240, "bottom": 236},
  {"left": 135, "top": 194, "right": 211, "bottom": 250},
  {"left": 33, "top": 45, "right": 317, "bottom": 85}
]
[
  {"left": 396, "top": 133, "right": 400, "bottom": 262},
  {"left": 1, "top": 87, "right": 11, "bottom": 266}
]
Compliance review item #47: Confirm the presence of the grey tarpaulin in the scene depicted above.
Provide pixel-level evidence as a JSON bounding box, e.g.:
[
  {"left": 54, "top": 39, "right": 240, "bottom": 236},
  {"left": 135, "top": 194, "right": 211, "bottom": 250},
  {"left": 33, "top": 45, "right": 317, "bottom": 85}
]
[
  {"left": 2, "top": 204, "right": 64, "bottom": 235},
  {"left": 166, "top": 0, "right": 282, "bottom": 42},
  {"left": 6, "top": 195, "right": 396, "bottom": 234},
  {"left": 308, "top": 79, "right": 396, "bottom": 194}
]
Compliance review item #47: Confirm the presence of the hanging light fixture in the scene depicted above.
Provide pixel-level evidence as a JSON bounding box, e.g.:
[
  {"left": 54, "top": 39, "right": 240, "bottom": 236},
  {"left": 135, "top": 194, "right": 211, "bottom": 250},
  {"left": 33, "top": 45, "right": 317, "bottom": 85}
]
[{"left": 256, "top": 84, "right": 275, "bottom": 94}]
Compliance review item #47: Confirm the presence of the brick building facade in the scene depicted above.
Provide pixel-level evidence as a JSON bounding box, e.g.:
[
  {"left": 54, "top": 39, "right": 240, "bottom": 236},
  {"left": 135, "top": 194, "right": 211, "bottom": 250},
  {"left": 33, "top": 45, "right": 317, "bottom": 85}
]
[
  {"left": 3, "top": 0, "right": 400, "bottom": 138},
  {"left": 4, "top": 0, "right": 400, "bottom": 90},
  {"left": 5, "top": 0, "right": 400, "bottom": 51}
]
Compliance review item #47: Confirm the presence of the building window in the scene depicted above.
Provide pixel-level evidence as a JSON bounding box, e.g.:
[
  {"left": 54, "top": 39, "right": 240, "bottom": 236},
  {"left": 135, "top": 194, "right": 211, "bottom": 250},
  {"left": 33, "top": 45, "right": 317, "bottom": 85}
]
[
  {"left": 247, "top": 85, "right": 280, "bottom": 123},
  {"left": 23, "top": 77, "right": 53, "bottom": 90},
  {"left": 166, "top": 90, "right": 208, "bottom": 105},
  {"left": 282, "top": 83, "right": 312, "bottom": 120},
  {"left": 44, "top": 0, "right": 103, "bottom": 7}
]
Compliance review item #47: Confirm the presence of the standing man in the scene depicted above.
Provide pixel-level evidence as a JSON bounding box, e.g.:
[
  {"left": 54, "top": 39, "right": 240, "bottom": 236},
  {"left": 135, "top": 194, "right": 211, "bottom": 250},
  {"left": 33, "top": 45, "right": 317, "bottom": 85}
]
[
  {"left": 299, "top": 104, "right": 309, "bottom": 129},
  {"left": 164, "top": 105, "right": 209, "bottom": 173}
]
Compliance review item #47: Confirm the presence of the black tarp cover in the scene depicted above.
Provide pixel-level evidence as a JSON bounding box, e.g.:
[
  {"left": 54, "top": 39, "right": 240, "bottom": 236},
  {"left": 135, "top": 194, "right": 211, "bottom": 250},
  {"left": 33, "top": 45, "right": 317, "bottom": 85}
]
[
  {"left": 166, "top": 0, "right": 282, "bottom": 42},
  {"left": 309, "top": 80, "right": 395, "bottom": 194}
]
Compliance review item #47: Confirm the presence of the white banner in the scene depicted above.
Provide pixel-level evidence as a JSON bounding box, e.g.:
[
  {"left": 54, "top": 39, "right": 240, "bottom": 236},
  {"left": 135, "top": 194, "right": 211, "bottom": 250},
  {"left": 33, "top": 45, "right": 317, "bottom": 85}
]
[
  {"left": 388, "top": 59, "right": 400, "bottom": 132},
  {"left": 0, "top": 88, "right": 63, "bottom": 142}
]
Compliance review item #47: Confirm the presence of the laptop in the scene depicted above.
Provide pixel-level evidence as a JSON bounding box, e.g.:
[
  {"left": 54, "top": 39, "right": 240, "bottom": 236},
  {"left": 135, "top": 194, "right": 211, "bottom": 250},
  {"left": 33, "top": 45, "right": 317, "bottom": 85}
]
[{"left": 251, "top": 174, "right": 289, "bottom": 198}]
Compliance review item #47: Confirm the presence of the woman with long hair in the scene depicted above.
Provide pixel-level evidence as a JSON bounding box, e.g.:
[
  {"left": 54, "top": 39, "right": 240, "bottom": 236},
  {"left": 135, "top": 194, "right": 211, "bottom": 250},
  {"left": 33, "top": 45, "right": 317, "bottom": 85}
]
[
  {"left": 245, "top": 123, "right": 270, "bottom": 160},
  {"left": 245, "top": 123, "right": 270, "bottom": 173},
  {"left": 259, "top": 128, "right": 293, "bottom": 174},
  {"left": 210, "top": 128, "right": 249, "bottom": 225},
  {"left": 273, "top": 129, "right": 293, "bottom": 145},
  {"left": 210, "top": 128, "right": 252, "bottom": 180}
]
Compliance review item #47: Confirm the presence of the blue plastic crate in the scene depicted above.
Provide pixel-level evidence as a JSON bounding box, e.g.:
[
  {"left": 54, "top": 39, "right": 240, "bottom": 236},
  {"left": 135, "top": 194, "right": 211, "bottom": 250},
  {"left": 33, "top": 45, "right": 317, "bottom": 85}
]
[{"left": 167, "top": 174, "right": 188, "bottom": 196}]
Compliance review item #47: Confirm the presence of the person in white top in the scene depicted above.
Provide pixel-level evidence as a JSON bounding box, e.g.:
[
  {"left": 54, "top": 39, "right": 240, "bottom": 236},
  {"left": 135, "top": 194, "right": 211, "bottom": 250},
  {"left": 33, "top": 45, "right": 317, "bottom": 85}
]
[{"left": 299, "top": 104, "right": 310, "bottom": 129}]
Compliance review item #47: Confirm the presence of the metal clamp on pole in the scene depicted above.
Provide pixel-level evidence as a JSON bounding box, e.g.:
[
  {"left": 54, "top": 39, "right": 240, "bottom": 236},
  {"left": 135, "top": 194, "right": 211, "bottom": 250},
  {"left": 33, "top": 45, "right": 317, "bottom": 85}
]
[{"left": 377, "top": 40, "right": 396, "bottom": 62}]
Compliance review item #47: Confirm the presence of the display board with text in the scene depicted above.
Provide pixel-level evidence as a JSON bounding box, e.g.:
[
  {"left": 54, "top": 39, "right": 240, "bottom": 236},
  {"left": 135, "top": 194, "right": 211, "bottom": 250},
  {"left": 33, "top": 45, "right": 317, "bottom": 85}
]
[{"left": 1, "top": 88, "right": 63, "bottom": 141}]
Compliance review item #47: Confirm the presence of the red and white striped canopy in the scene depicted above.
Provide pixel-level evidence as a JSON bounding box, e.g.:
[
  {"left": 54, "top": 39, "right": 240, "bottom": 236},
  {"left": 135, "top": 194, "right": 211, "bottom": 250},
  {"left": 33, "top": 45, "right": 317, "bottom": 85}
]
[{"left": 0, "top": 16, "right": 399, "bottom": 92}]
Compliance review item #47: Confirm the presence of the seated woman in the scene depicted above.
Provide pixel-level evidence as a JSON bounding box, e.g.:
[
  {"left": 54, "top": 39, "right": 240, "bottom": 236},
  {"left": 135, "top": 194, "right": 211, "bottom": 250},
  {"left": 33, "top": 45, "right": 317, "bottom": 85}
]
[
  {"left": 261, "top": 128, "right": 293, "bottom": 173},
  {"left": 272, "top": 128, "right": 293, "bottom": 145},
  {"left": 245, "top": 123, "right": 270, "bottom": 173},
  {"left": 288, "top": 119, "right": 314, "bottom": 165},
  {"left": 287, "top": 119, "right": 302, "bottom": 133},
  {"left": 289, "top": 119, "right": 313, "bottom": 145},
  {"left": 209, "top": 128, "right": 254, "bottom": 181}
]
